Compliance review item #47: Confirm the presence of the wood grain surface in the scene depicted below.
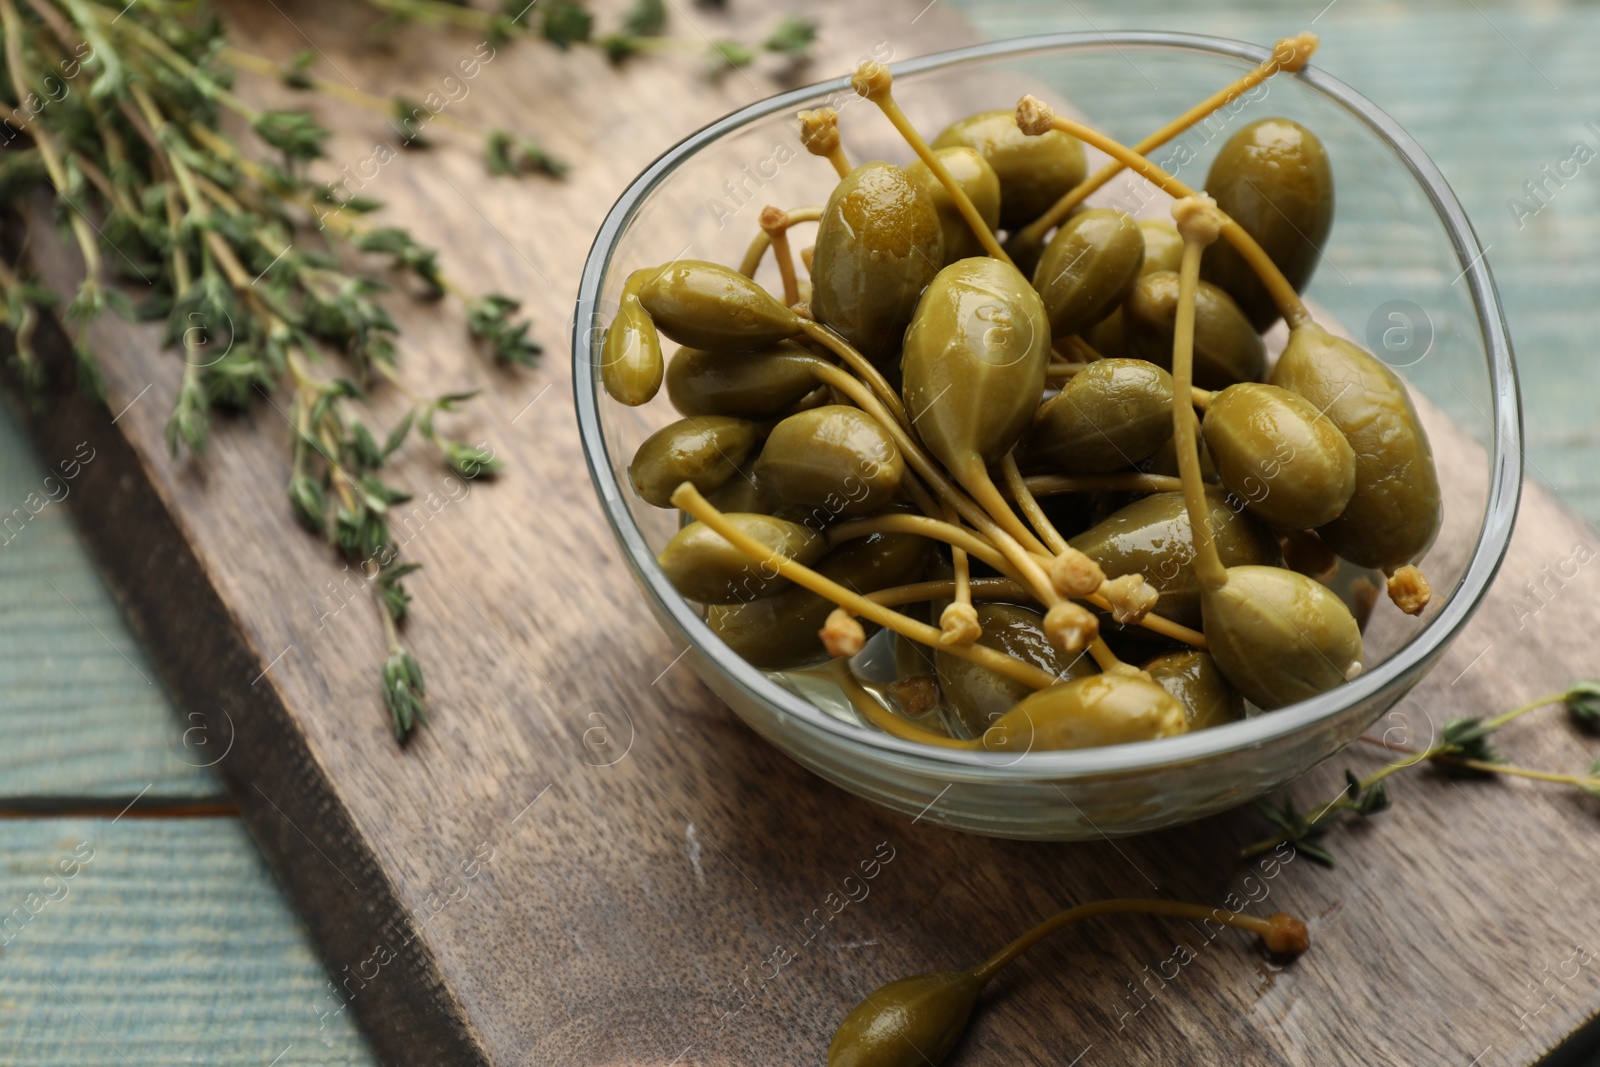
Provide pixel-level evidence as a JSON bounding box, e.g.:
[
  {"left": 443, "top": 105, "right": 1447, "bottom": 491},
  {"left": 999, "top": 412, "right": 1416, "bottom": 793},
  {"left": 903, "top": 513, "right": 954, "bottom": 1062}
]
[{"left": 6, "top": 2, "right": 1599, "bottom": 1065}]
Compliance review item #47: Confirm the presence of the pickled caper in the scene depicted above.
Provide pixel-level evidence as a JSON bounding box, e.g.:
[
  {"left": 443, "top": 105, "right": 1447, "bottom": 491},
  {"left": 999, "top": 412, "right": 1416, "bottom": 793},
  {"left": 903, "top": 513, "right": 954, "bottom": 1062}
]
[
  {"left": 1201, "top": 118, "right": 1334, "bottom": 330},
  {"left": 1270, "top": 324, "right": 1441, "bottom": 568},
  {"left": 657, "top": 513, "right": 824, "bottom": 604},
  {"left": 665, "top": 342, "right": 819, "bottom": 418},
  {"left": 628, "top": 416, "right": 759, "bottom": 509},
  {"left": 638, "top": 260, "right": 801, "bottom": 350},
  {"left": 935, "top": 603, "right": 1095, "bottom": 738},
  {"left": 902, "top": 257, "right": 1051, "bottom": 477},
  {"left": 812, "top": 161, "right": 944, "bottom": 364},
  {"left": 931, "top": 109, "right": 1087, "bottom": 228},
  {"left": 1031, "top": 208, "right": 1144, "bottom": 339},
  {"left": 1028, "top": 359, "right": 1174, "bottom": 474},
  {"left": 1144, "top": 649, "right": 1244, "bottom": 730},
  {"left": 600, "top": 269, "right": 664, "bottom": 406},
  {"left": 1202, "top": 382, "right": 1356, "bottom": 531},
  {"left": 1124, "top": 271, "right": 1266, "bottom": 389},
  {"left": 755, "top": 405, "right": 905, "bottom": 517},
  {"left": 1068, "top": 490, "right": 1281, "bottom": 630},
  {"left": 905, "top": 146, "right": 1002, "bottom": 265},
  {"left": 1202, "top": 565, "right": 1362, "bottom": 709},
  {"left": 980, "top": 672, "right": 1187, "bottom": 754}
]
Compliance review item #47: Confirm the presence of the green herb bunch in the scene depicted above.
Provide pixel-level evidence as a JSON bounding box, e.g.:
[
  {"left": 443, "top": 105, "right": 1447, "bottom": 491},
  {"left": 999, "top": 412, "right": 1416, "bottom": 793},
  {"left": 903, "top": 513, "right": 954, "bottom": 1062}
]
[{"left": 1245, "top": 683, "right": 1600, "bottom": 864}]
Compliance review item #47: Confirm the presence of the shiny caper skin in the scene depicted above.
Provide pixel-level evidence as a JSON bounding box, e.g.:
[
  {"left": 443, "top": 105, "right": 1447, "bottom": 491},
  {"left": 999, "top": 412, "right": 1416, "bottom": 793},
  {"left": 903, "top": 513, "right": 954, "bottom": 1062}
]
[
  {"left": 600, "top": 270, "right": 664, "bottom": 406},
  {"left": 707, "top": 532, "right": 929, "bottom": 667},
  {"left": 905, "top": 146, "right": 1001, "bottom": 265},
  {"left": 1203, "top": 382, "right": 1357, "bottom": 531},
  {"left": 1270, "top": 324, "right": 1442, "bottom": 568},
  {"left": 665, "top": 342, "right": 818, "bottom": 418},
  {"left": 656, "top": 513, "right": 824, "bottom": 604},
  {"left": 812, "top": 161, "right": 944, "bottom": 364},
  {"left": 1028, "top": 359, "right": 1174, "bottom": 474},
  {"left": 980, "top": 673, "right": 1187, "bottom": 754},
  {"left": 902, "top": 257, "right": 1051, "bottom": 472},
  {"left": 1138, "top": 218, "right": 1185, "bottom": 275},
  {"left": 1144, "top": 649, "right": 1244, "bottom": 730},
  {"left": 1201, "top": 118, "right": 1335, "bottom": 330},
  {"left": 1068, "top": 490, "right": 1281, "bottom": 629},
  {"left": 935, "top": 604, "right": 1095, "bottom": 739},
  {"left": 1124, "top": 271, "right": 1267, "bottom": 389},
  {"left": 1032, "top": 209, "right": 1144, "bottom": 338},
  {"left": 828, "top": 970, "right": 980, "bottom": 1067},
  {"left": 627, "top": 416, "right": 758, "bottom": 508},
  {"left": 931, "top": 110, "right": 1087, "bottom": 228},
  {"left": 755, "top": 405, "right": 904, "bottom": 517},
  {"left": 1203, "top": 565, "right": 1362, "bottom": 710},
  {"left": 637, "top": 260, "right": 800, "bottom": 350}
]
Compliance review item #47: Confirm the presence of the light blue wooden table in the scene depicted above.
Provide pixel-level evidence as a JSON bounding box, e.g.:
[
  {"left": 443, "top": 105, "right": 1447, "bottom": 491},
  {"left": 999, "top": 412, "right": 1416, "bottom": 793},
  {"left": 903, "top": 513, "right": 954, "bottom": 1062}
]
[{"left": 4, "top": 0, "right": 1597, "bottom": 1062}]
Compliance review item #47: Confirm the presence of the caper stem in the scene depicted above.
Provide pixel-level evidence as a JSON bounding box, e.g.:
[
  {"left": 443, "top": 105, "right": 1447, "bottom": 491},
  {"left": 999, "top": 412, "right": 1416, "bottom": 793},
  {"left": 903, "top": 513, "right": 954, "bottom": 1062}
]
[
  {"left": 1012, "top": 33, "right": 1319, "bottom": 257},
  {"left": 1170, "top": 214, "right": 1231, "bottom": 593},
  {"left": 829, "top": 660, "right": 974, "bottom": 748},
  {"left": 738, "top": 206, "right": 821, "bottom": 278},
  {"left": 970, "top": 898, "right": 1306, "bottom": 986},
  {"left": 868, "top": 577, "right": 1031, "bottom": 609},
  {"left": 1016, "top": 96, "right": 1313, "bottom": 331},
  {"left": 1046, "top": 360, "right": 1090, "bottom": 378},
  {"left": 795, "top": 319, "right": 906, "bottom": 425},
  {"left": 852, "top": 62, "right": 1014, "bottom": 266},
  {"left": 759, "top": 206, "right": 801, "bottom": 306},
  {"left": 944, "top": 499, "right": 977, "bottom": 626},
  {"left": 674, "top": 484, "right": 1059, "bottom": 691},
  {"left": 1191, "top": 386, "right": 1215, "bottom": 410},
  {"left": 1001, "top": 452, "right": 1070, "bottom": 556},
  {"left": 1023, "top": 473, "right": 1184, "bottom": 496},
  {"left": 829, "top": 514, "right": 1017, "bottom": 577}
]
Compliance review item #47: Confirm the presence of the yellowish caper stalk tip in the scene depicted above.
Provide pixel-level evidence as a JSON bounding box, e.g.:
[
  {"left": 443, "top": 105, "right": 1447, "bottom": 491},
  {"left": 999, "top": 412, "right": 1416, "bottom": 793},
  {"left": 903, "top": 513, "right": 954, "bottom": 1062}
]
[
  {"left": 1101, "top": 573, "right": 1160, "bottom": 626},
  {"left": 1264, "top": 912, "right": 1311, "bottom": 955},
  {"left": 1273, "top": 31, "right": 1319, "bottom": 73},
  {"left": 939, "top": 601, "right": 982, "bottom": 646},
  {"left": 1044, "top": 600, "right": 1098, "bottom": 654},
  {"left": 758, "top": 204, "right": 788, "bottom": 235},
  {"left": 820, "top": 607, "right": 867, "bottom": 658},
  {"left": 1385, "top": 564, "right": 1431, "bottom": 616},
  {"left": 851, "top": 60, "right": 893, "bottom": 100},
  {"left": 1015, "top": 94, "right": 1055, "bottom": 137},
  {"left": 1172, "top": 192, "right": 1226, "bottom": 245},
  {"left": 797, "top": 107, "right": 841, "bottom": 155},
  {"left": 1049, "top": 547, "right": 1105, "bottom": 598}
]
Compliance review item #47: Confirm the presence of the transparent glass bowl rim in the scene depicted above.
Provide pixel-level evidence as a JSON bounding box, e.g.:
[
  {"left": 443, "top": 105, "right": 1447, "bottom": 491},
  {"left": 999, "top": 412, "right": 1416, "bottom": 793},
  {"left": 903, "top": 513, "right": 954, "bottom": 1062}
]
[{"left": 573, "top": 31, "right": 1522, "bottom": 781}]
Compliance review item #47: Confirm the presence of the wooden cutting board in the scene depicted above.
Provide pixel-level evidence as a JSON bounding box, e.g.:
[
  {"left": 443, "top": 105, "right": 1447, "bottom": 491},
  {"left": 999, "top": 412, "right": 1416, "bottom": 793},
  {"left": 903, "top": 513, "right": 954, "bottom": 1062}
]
[{"left": 8, "top": 2, "right": 1599, "bottom": 1064}]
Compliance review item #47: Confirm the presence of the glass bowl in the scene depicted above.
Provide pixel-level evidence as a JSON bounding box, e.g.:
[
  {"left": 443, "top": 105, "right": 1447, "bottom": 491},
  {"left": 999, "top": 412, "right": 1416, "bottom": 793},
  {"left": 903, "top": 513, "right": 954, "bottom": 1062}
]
[{"left": 572, "top": 33, "right": 1520, "bottom": 839}]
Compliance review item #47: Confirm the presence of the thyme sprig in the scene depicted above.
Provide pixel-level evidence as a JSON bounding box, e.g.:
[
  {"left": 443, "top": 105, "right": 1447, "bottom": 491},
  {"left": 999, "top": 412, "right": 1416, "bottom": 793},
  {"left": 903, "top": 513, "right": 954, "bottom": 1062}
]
[
  {"left": 1242, "top": 683, "right": 1600, "bottom": 864},
  {"left": 0, "top": 0, "right": 545, "bottom": 742}
]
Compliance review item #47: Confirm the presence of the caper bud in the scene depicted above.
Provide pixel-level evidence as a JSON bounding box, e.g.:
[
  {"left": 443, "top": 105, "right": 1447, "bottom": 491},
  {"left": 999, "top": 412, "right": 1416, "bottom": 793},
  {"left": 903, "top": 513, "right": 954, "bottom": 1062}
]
[
  {"left": 906, "top": 146, "right": 1002, "bottom": 265},
  {"left": 902, "top": 257, "right": 1051, "bottom": 474},
  {"left": 980, "top": 673, "right": 1187, "bottom": 754},
  {"left": 1143, "top": 649, "right": 1244, "bottom": 730},
  {"left": 935, "top": 603, "right": 1095, "bottom": 738},
  {"left": 1068, "top": 490, "right": 1281, "bottom": 630},
  {"left": 637, "top": 260, "right": 801, "bottom": 351},
  {"left": 657, "top": 513, "right": 824, "bottom": 604},
  {"left": 931, "top": 109, "right": 1087, "bottom": 228},
  {"left": 664, "top": 342, "right": 819, "bottom": 418},
  {"left": 1123, "top": 271, "right": 1266, "bottom": 389},
  {"left": 1201, "top": 118, "right": 1334, "bottom": 330},
  {"left": 1028, "top": 358, "right": 1174, "bottom": 474},
  {"left": 827, "top": 970, "right": 981, "bottom": 1067},
  {"left": 1203, "top": 565, "right": 1362, "bottom": 710},
  {"left": 812, "top": 161, "right": 944, "bottom": 364},
  {"left": 708, "top": 532, "right": 930, "bottom": 667},
  {"left": 600, "top": 269, "right": 664, "bottom": 406},
  {"left": 755, "top": 405, "right": 904, "bottom": 517},
  {"left": 627, "top": 415, "right": 758, "bottom": 508},
  {"left": 1031, "top": 208, "right": 1144, "bottom": 338},
  {"left": 1202, "top": 382, "right": 1356, "bottom": 530},
  {"left": 1270, "top": 324, "right": 1441, "bottom": 568}
]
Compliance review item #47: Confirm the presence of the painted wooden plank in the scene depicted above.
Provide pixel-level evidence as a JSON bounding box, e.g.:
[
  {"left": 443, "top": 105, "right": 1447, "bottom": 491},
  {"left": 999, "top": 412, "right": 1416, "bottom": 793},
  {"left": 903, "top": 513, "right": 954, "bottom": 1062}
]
[{"left": 0, "top": 818, "right": 371, "bottom": 1064}]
